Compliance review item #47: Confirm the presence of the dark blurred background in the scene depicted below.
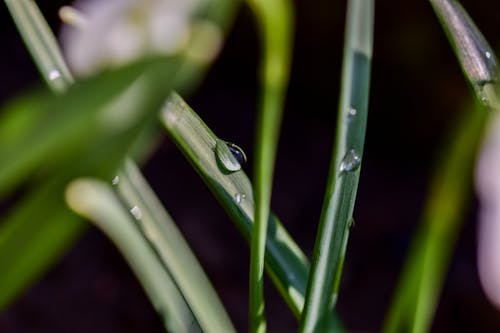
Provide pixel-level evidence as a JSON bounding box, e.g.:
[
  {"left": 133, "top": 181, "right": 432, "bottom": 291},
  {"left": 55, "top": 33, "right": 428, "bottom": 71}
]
[{"left": 1, "top": 0, "right": 500, "bottom": 332}]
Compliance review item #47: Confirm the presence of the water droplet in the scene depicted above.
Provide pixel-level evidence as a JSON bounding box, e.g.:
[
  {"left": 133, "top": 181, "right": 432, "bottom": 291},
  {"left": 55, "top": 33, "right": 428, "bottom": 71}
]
[
  {"left": 111, "top": 176, "right": 120, "bottom": 185},
  {"left": 130, "top": 206, "right": 142, "bottom": 220},
  {"left": 234, "top": 192, "right": 246, "bottom": 204},
  {"left": 226, "top": 142, "right": 247, "bottom": 166},
  {"left": 48, "top": 69, "right": 61, "bottom": 81},
  {"left": 339, "top": 150, "right": 361, "bottom": 173},
  {"left": 347, "top": 107, "right": 357, "bottom": 120},
  {"left": 215, "top": 140, "right": 246, "bottom": 172},
  {"left": 348, "top": 218, "right": 355, "bottom": 228},
  {"left": 163, "top": 100, "right": 179, "bottom": 126},
  {"left": 486, "top": 51, "right": 492, "bottom": 59}
]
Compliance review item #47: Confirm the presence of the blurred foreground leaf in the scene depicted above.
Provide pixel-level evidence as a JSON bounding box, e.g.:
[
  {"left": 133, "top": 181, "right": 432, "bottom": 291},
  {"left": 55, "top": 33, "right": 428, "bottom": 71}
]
[
  {"left": 0, "top": 57, "right": 181, "bottom": 310},
  {"left": 246, "top": 0, "right": 294, "bottom": 330},
  {"left": 383, "top": 105, "right": 488, "bottom": 333}
]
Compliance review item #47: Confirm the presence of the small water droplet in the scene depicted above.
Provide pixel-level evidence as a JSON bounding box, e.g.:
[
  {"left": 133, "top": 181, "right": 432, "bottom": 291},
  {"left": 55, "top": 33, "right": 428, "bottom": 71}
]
[
  {"left": 163, "top": 101, "right": 179, "bottom": 126},
  {"left": 486, "top": 51, "right": 492, "bottom": 59},
  {"left": 130, "top": 206, "right": 142, "bottom": 220},
  {"left": 111, "top": 176, "right": 120, "bottom": 185},
  {"left": 339, "top": 150, "right": 361, "bottom": 173},
  {"left": 48, "top": 69, "right": 61, "bottom": 81},
  {"left": 215, "top": 140, "right": 246, "bottom": 172},
  {"left": 348, "top": 218, "right": 355, "bottom": 228},
  {"left": 481, "top": 95, "right": 489, "bottom": 105},
  {"left": 227, "top": 142, "right": 247, "bottom": 166},
  {"left": 234, "top": 192, "right": 246, "bottom": 204},
  {"left": 347, "top": 107, "right": 357, "bottom": 120}
]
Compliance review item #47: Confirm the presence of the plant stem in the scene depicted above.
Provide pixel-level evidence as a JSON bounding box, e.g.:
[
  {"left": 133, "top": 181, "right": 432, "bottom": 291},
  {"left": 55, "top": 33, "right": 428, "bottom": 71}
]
[
  {"left": 299, "top": 1, "right": 374, "bottom": 332},
  {"left": 246, "top": 0, "right": 294, "bottom": 331}
]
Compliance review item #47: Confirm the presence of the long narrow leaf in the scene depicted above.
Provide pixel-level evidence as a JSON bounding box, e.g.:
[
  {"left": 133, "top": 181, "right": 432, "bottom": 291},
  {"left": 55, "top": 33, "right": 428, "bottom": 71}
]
[
  {"left": 382, "top": 106, "right": 487, "bottom": 333},
  {"left": 65, "top": 178, "right": 199, "bottom": 333},
  {"left": 0, "top": 180, "right": 84, "bottom": 310},
  {"left": 161, "top": 93, "right": 307, "bottom": 312},
  {"left": 299, "top": 1, "right": 374, "bottom": 332},
  {"left": 245, "top": 0, "right": 294, "bottom": 331},
  {"left": 4, "top": 0, "right": 74, "bottom": 91},
  {"left": 160, "top": 93, "right": 344, "bottom": 332},
  {"left": 116, "top": 160, "right": 236, "bottom": 332}
]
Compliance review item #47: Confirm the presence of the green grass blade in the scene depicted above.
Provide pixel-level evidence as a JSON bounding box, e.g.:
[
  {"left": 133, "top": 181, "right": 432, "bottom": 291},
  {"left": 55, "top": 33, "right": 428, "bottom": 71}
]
[
  {"left": 382, "top": 106, "right": 488, "bottom": 333},
  {"left": 382, "top": 2, "right": 498, "bottom": 332},
  {"left": 116, "top": 160, "right": 236, "bottom": 333},
  {"left": 65, "top": 178, "right": 200, "bottom": 333},
  {"left": 429, "top": 0, "right": 498, "bottom": 107},
  {"left": 246, "top": 0, "right": 294, "bottom": 331},
  {"left": 0, "top": 0, "right": 159, "bottom": 312},
  {"left": 4, "top": 0, "right": 74, "bottom": 91},
  {"left": 161, "top": 93, "right": 305, "bottom": 314},
  {"left": 0, "top": 58, "right": 180, "bottom": 197},
  {"left": 161, "top": 93, "right": 345, "bottom": 331},
  {"left": 299, "top": 1, "right": 374, "bottom": 332}
]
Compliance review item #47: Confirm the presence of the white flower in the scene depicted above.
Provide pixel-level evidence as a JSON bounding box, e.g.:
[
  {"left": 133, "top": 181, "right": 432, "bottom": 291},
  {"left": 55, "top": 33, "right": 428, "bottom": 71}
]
[
  {"left": 60, "top": 0, "right": 200, "bottom": 77},
  {"left": 476, "top": 112, "right": 500, "bottom": 309}
]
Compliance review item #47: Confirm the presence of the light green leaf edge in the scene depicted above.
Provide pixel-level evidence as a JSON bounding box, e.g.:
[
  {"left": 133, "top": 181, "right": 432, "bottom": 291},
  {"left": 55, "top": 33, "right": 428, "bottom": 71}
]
[
  {"left": 65, "top": 178, "right": 200, "bottom": 333},
  {"left": 245, "top": 0, "right": 294, "bottom": 331},
  {"left": 299, "top": 1, "right": 374, "bottom": 332},
  {"left": 116, "top": 160, "right": 236, "bottom": 333},
  {"left": 4, "top": 0, "right": 74, "bottom": 91}
]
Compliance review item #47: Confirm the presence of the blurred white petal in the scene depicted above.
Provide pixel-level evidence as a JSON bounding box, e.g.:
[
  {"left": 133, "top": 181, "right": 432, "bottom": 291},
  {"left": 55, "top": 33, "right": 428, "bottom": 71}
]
[
  {"left": 476, "top": 112, "right": 500, "bottom": 309},
  {"left": 60, "top": 0, "right": 200, "bottom": 77}
]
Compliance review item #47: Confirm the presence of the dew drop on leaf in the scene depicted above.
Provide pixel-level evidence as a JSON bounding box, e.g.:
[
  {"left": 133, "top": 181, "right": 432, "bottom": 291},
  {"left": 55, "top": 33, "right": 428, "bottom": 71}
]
[
  {"left": 347, "top": 107, "right": 357, "bottom": 120},
  {"left": 130, "top": 205, "right": 142, "bottom": 220},
  {"left": 339, "top": 149, "right": 361, "bottom": 173},
  {"left": 48, "top": 69, "right": 61, "bottom": 81},
  {"left": 215, "top": 139, "right": 246, "bottom": 172},
  {"left": 234, "top": 192, "right": 246, "bottom": 204}
]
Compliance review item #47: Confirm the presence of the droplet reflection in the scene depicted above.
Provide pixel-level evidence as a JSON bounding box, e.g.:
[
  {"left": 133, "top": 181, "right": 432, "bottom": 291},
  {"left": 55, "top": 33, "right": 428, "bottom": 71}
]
[{"left": 339, "top": 150, "right": 361, "bottom": 173}]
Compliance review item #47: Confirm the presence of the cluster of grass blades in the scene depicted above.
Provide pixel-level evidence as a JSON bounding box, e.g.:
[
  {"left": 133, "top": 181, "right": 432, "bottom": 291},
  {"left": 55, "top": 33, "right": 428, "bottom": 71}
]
[
  {"left": 2, "top": 0, "right": 499, "bottom": 331},
  {"left": 384, "top": 0, "right": 499, "bottom": 332}
]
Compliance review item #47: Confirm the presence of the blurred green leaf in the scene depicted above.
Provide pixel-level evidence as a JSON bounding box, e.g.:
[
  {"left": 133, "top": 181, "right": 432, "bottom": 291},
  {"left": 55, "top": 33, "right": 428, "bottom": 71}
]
[
  {"left": 382, "top": 104, "right": 488, "bottom": 333},
  {"left": 0, "top": 179, "right": 84, "bottom": 311},
  {"left": 65, "top": 177, "right": 201, "bottom": 333},
  {"left": 0, "top": 57, "right": 181, "bottom": 310},
  {"left": 0, "top": 0, "right": 240, "bottom": 319},
  {"left": 115, "top": 160, "right": 236, "bottom": 332},
  {"left": 245, "top": 0, "right": 294, "bottom": 331},
  {"left": 381, "top": 2, "right": 499, "bottom": 332},
  {"left": 0, "top": 58, "right": 181, "bottom": 198},
  {"left": 4, "top": 0, "right": 74, "bottom": 91}
]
